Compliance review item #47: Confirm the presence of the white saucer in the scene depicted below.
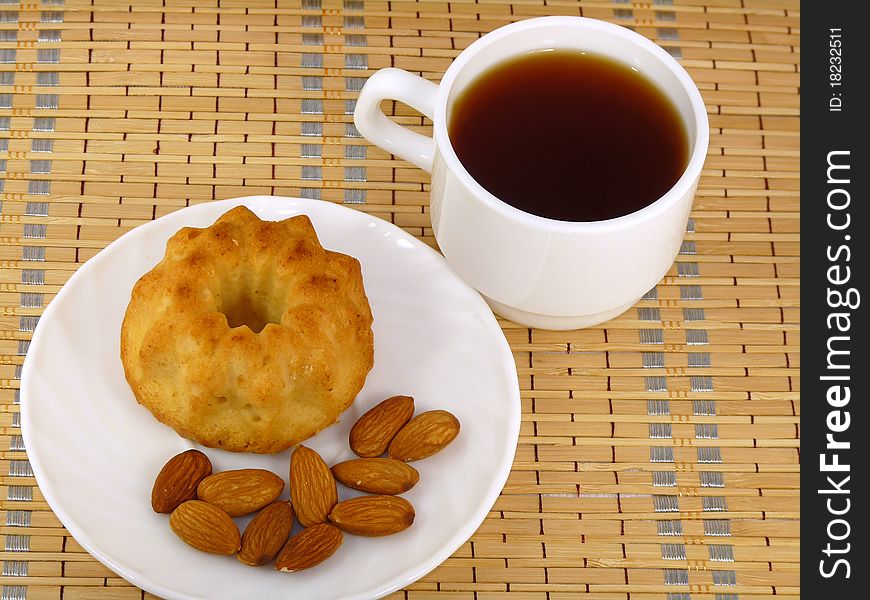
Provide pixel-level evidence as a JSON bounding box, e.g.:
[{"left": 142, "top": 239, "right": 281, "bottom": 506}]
[{"left": 21, "top": 196, "right": 521, "bottom": 600}]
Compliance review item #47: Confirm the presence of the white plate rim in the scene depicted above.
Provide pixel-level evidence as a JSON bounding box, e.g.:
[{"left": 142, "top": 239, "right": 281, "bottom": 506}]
[{"left": 20, "top": 196, "right": 521, "bottom": 600}]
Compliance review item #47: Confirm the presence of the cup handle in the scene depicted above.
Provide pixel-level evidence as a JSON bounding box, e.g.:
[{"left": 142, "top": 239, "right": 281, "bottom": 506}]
[{"left": 353, "top": 68, "right": 439, "bottom": 174}]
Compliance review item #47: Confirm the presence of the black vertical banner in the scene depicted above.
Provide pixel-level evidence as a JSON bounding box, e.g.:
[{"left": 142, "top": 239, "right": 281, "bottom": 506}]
[{"left": 802, "top": 2, "right": 868, "bottom": 596}]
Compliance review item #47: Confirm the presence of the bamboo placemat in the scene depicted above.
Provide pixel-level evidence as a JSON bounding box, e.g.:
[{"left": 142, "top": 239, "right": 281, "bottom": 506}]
[{"left": 0, "top": 0, "right": 799, "bottom": 598}]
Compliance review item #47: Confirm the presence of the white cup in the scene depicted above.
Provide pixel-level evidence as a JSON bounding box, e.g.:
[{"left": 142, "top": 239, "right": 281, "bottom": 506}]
[{"left": 354, "top": 16, "right": 708, "bottom": 330}]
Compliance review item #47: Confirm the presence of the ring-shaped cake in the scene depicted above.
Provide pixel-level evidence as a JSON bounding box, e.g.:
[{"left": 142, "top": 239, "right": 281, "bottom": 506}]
[{"left": 120, "top": 206, "right": 375, "bottom": 453}]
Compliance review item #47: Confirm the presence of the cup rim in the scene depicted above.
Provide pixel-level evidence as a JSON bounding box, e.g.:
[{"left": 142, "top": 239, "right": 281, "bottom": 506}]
[{"left": 433, "top": 16, "right": 710, "bottom": 232}]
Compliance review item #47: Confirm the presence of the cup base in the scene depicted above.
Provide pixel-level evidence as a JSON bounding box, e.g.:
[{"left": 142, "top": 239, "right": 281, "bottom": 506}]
[{"left": 483, "top": 296, "right": 638, "bottom": 330}]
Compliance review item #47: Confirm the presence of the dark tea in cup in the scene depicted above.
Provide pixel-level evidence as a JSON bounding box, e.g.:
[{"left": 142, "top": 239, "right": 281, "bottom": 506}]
[{"left": 448, "top": 50, "right": 689, "bottom": 222}]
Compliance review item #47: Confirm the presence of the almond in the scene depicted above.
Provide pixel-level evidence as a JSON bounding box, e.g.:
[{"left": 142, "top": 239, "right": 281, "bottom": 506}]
[
  {"left": 290, "top": 445, "right": 338, "bottom": 527},
  {"left": 169, "top": 500, "right": 240, "bottom": 555},
  {"left": 151, "top": 449, "right": 212, "bottom": 514},
  {"left": 328, "top": 495, "right": 415, "bottom": 536},
  {"left": 349, "top": 395, "right": 415, "bottom": 457},
  {"left": 275, "top": 523, "right": 343, "bottom": 573},
  {"left": 196, "top": 469, "right": 284, "bottom": 517},
  {"left": 388, "top": 410, "right": 460, "bottom": 462},
  {"left": 331, "top": 458, "right": 419, "bottom": 495},
  {"left": 238, "top": 501, "right": 295, "bottom": 566}
]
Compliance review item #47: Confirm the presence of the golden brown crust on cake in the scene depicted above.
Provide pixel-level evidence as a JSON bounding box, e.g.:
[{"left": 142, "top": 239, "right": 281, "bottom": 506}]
[{"left": 120, "top": 206, "right": 374, "bottom": 453}]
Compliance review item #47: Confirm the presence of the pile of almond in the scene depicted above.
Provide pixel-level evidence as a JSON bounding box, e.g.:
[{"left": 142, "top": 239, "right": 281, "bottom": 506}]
[{"left": 151, "top": 395, "right": 460, "bottom": 572}]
